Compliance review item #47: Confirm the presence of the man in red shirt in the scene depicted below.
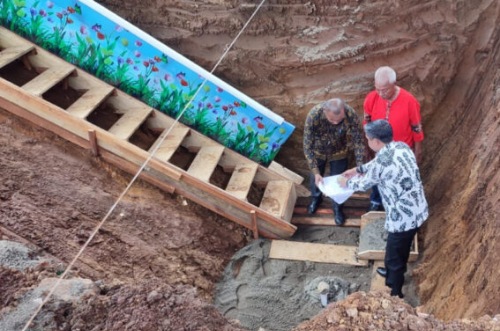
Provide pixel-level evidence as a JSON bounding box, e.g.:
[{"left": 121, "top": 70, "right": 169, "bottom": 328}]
[{"left": 363, "top": 66, "right": 424, "bottom": 211}]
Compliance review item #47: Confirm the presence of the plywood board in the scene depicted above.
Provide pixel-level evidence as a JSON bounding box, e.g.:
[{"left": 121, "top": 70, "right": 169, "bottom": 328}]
[
  {"left": 260, "top": 180, "right": 295, "bottom": 221},
  {"left": 226, "top": 163, "right": 259, "bottom": 200},
  {"left": 187, "top": 145, "right": 225, "bottom": 182},
  {"left": 269, "top": 240, "right": 369, "bottom": 266}
]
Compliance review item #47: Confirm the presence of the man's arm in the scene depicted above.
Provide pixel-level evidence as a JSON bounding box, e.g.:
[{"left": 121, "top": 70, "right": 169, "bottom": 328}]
[
  {"left": 414, "top": 141, "right": 423, "bottom": 164},
  {"left": 303, "top": 112, "right": 319, "bottom": 175}
]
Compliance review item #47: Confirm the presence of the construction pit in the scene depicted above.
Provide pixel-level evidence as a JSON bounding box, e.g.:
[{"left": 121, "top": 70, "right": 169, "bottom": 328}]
[{"left": 1, "top": 0, "right": 500, "bottom": 331}]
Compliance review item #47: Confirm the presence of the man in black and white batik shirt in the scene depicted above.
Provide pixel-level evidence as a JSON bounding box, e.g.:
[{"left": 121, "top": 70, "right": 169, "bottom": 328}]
[{"left": 338, "top": 119, "right": 428, "bottom": 298}]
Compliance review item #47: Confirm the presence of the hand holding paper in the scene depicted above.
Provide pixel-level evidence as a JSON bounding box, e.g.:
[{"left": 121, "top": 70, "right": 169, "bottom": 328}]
[{"left": 317, "top": 175, "right": 354, "bottom": 204}]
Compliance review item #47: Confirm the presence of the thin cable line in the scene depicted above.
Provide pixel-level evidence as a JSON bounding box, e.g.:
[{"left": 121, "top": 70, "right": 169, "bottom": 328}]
[{"left": 21, "top": 1, "right": 267, "bottom": 329}]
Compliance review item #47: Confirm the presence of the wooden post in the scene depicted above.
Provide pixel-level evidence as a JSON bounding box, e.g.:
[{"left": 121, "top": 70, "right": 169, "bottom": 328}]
[
  {"left": 88, "top": 129, "right": 99, "bottom": 156},
  {"left": 250, "top": 210, "right": 259, "bottom": 239}
]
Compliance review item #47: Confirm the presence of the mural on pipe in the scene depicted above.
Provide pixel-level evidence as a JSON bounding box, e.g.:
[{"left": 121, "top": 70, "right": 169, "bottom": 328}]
[{"left": 0, "top": 0, "right": 295, "bottom": 165}]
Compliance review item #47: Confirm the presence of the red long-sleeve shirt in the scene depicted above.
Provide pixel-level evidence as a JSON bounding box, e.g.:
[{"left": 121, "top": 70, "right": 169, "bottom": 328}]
[{"left": 363, "top": 88, "right": 424, "bottom": 148}]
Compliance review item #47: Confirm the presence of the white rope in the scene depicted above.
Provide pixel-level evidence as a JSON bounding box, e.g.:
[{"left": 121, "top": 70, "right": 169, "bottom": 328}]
[{"left": 21, "top": 1, "right": 267, "bottom": 329}]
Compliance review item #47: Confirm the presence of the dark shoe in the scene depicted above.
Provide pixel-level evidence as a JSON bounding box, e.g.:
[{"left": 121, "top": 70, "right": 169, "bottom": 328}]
[
  {"left": 307, "top": 197, "right": 323, "bottom": 214},
  {"left": 368, "top": 202, "right": 382, "bottom": 212},
  {"left": 333, "top": 203, "right": 345, "bottom": 226},
  {"left": 376, "top": 267, "right": 387, "bottom": 278}
]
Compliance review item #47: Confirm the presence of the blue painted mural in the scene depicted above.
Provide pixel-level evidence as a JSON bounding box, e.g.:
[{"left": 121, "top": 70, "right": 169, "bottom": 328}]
[{"left": 0, "top": 0, "right": 295, "bottom": 165}]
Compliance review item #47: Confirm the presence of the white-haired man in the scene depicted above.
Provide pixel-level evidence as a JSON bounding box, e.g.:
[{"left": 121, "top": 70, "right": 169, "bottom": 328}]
[{"left": 363, "top": 66, "right": 424, "bottom": 212}]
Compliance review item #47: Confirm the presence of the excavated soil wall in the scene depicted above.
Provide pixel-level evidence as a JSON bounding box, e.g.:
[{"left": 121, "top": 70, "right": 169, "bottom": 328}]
[{"left": 98, "top": 0, "right": 500, "bottom": 321}]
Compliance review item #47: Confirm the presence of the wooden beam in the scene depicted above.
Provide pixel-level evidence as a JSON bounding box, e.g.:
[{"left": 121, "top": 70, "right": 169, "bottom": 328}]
[
  {"left": 22, "top": 66, "right": 75, "bottom": 96},
  {"left": 108, "top": 107, "right": 153, "bottom": 141},
  {"left": 291, "top": 216, "right": 361, "bottom": 227},
  {"left": 250, "top": 210, "right": 259, "bottom": 240},
  {"left": 370, "top": 261, "right": 390, "bottom": 293},
  {"left": 269, "top": 240, "right": 369, "bottom": 266},
  {"left": 187, "top": 145, "right": 225, "bottom": 182},
  {"left": 0, "top": 44, "right": 35, "bottom": 69},
  {"left": 88, "top": 129, "right": 99, "bottom": 156},
  {"left": 66, "top": 86, "right": 115, "bottom": 119},
  {"left": 268, "top": 161, "right": 304, "bottom": 185},
  {"left": 149, "top": 126, "right": 190, "bottom": 162}
]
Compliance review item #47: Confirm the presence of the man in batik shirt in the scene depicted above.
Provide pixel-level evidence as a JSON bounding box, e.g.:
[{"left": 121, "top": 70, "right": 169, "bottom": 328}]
[
  {"left": 303, "top": 98, "right": 365, "bottom": 225},
  {"left": 339, "top": 119, "right": 428, "bottom": 298}
]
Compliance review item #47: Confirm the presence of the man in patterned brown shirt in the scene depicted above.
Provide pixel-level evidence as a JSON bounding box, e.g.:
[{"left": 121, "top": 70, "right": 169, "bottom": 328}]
[{"left": 303, "top": 98, "right": 365, "bottom": 225}]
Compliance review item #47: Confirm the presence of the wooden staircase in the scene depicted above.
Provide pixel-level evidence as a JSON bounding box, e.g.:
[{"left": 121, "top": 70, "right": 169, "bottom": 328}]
[{"left": 0, "top": 27, "right": 308, "bottom": 239}]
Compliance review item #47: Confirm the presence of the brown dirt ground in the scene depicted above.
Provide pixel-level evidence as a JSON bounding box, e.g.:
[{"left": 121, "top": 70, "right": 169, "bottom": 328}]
[{"left": 1, "top": 0, "right": 500, "bottom": 330}]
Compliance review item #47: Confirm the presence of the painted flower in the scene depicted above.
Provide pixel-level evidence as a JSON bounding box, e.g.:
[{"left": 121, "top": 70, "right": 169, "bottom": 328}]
[
  {"left": 115, "top": 25, "right": 123, "bottom": 32},
  {"left": 117, "top": 57, "right": 124, "bottom": 65},
  {"left": 214, "top": 96, "right": 221, "bottom": 103},
  {"left": 97, "top": 32, "right": 105, "bottom": 40},
  {"left": 133, "top": 66, "right": 139, "bottom": 71},
  {"left": 164, "top": 73, "right": 172, "bottom": 81},
  {"left": 206, "top": 103, "right": 213, "bottom": 109},
  {"left": 217, "top": 87, "right": 223, "bottom": 93},
  {"left": 222, "top": 105, "right": 228, "bottom": 111},
  {"left": 257, "top": 122, "right": 265, "bottom": 129},
  {"left": 279, "top": 127, "right": 286, "bottom": 134},
  {"left": 67, "top": 6, "right": 76, "bottom": 14},
  {"left": 126, "top": 58, "right": 134, "bottom": 65},
  {"left": 121, "top": 38, "right": 129, "bottom": 46},
  {"left": 135, "top": 40, "right": 143, "bottom": 47},
  {"left": 143, "top": 61, "right": 150, "bottom": 67},
  {"left": 30, "top": 7, "right": 37, "bottom": 17},
  {"left": 56, "top": 12, "right": 63, "bottom": 19},
  {"left": 92, "top": 24, "right": 101, "bottom": 32},
  {"left": 400, "top": 177, "right": 413, "bottom": 191},
  {"left": 134, "top": 50, "right": 141, "bottom": 58},
  {"left": 234, "top": 101, "right": 240, "bottom": 107},
  {"left": 203, "top": 85, "right": 210, "bottom": 92},
  {"left": 272, "top": 142, "right": 280, "bottom": 150},
  {"left": 180, "top": 79, "right": 188, "bottom": 87},
  {"left": 46, "top": 1, "right": 54, "bottom": 9},
  {"left": 66, "top": 17, "right": 73, "bottom": 24},
  {"left": 152, "top": 66, "right": 159, "bottom": 72},
  {"left": 154, "top": 56, "right": 162, "bottom": 62},
  {"left": 39, "top": 9, "right": 47, "bottom": 17},
  {"left": 241, "top": 117, "right": 248, "bottom": 124},
  {"left": 229, "top": 110, "right": 237, "bottom": 116},
  {"left": 79, "top": 25, "right": 87, "bottom": 35}
]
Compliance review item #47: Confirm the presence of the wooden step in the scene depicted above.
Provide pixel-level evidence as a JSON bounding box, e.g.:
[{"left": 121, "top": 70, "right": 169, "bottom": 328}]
[
  {"left": 259, "top": 180, "right": 296, "bottom": 222},
  {"left": 0, "top": 44, "right": 35, "bottom": 69},
  {"left": 269, "top": 240, "right": 369, "bottom": 266},
  {"left": 149, "top": 126, "right": 190, "bottom": 162},
  {"left": 225, "top": 163, "right": 259, "bottom": 200},
  {"left": 66, "top": 86, "right": 115, "bottom": 119},
  {"left": 108, "top": 107, "right": 153, "bottom": 140},
  {"left": 22, "top": 65, "right": 75, "bottom": 96},
  {"left": 187, "top": 145, "right": 225, "bottom": 182}
]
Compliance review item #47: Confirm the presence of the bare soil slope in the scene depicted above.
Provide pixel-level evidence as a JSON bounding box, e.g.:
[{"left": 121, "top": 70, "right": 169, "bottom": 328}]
[
  {"left": 0, "top": 0, "right": 499, "bottom": 329},
  {"left": 99, "top": 0, "right": 500, "bottom": 322}
]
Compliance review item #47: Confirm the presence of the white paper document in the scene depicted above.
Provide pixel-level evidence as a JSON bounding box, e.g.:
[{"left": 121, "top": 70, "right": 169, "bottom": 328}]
[{"left": 317, "top": 175, "right": 354, "bottom": 204}]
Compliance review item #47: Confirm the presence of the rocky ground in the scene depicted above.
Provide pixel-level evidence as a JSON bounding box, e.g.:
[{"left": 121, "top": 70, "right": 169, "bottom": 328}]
[{"left": 1, "top": 0, "right": 499, "bottom": 330}]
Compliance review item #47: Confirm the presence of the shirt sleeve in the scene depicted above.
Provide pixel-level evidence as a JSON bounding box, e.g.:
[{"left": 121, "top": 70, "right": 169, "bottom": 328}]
[
  {"left": 303, "top": 111, "right": 320, "bottom": 175},
  {"left": 346, "top": 158, "right": 382, "bottom": 191},
  {"left": 347, "top": 109, "right": 365, "bottom": 166},
  {"left": 363, "top": 92, "right": 376, "bottom": 124},
  {"left": 408, "top": 97, "right": 424, "bottom": 142}
]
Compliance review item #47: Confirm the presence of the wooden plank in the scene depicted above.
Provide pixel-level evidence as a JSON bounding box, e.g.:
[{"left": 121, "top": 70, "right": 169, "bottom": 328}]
[
  {"left": 269, "top": 240, "right": 369, "bottom": 266},
  {"left": 370, "top": 261, "right": 390, "bottom": 292},
  {"left": 225, "top": 162, "right": 259, "bottom": 200},
  {"left": 187, "top": 145, "right": 225, "bottom": 182},
  {"left": 268, "top": 161, "right": 304, "bottom": 185},
  {"left": 108, "top": 107, "right": 152, "bottom": 140},
  {"left": 260, "top": 180, "right": 296, "bottom": 221},
  {"left": 0, "top": 44, "right": 35, "bottom": 69},
  {"left": 357, "top": 238, "right": 419, "bottom": 262},
  {"left": 360, "top": 211, "right": 386, "bottom": 230},
  {"left": 22, "top": 66, "right": 75, "bottom": 96},
  {"left": 66, "top": 86, "right": 115, "bottom": 119},
  {"left": 149, "top": 126, "right": 190, "bottom": 162},
  {"left": 291, "top": 216, "right": 361, "bottom": 227}
]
